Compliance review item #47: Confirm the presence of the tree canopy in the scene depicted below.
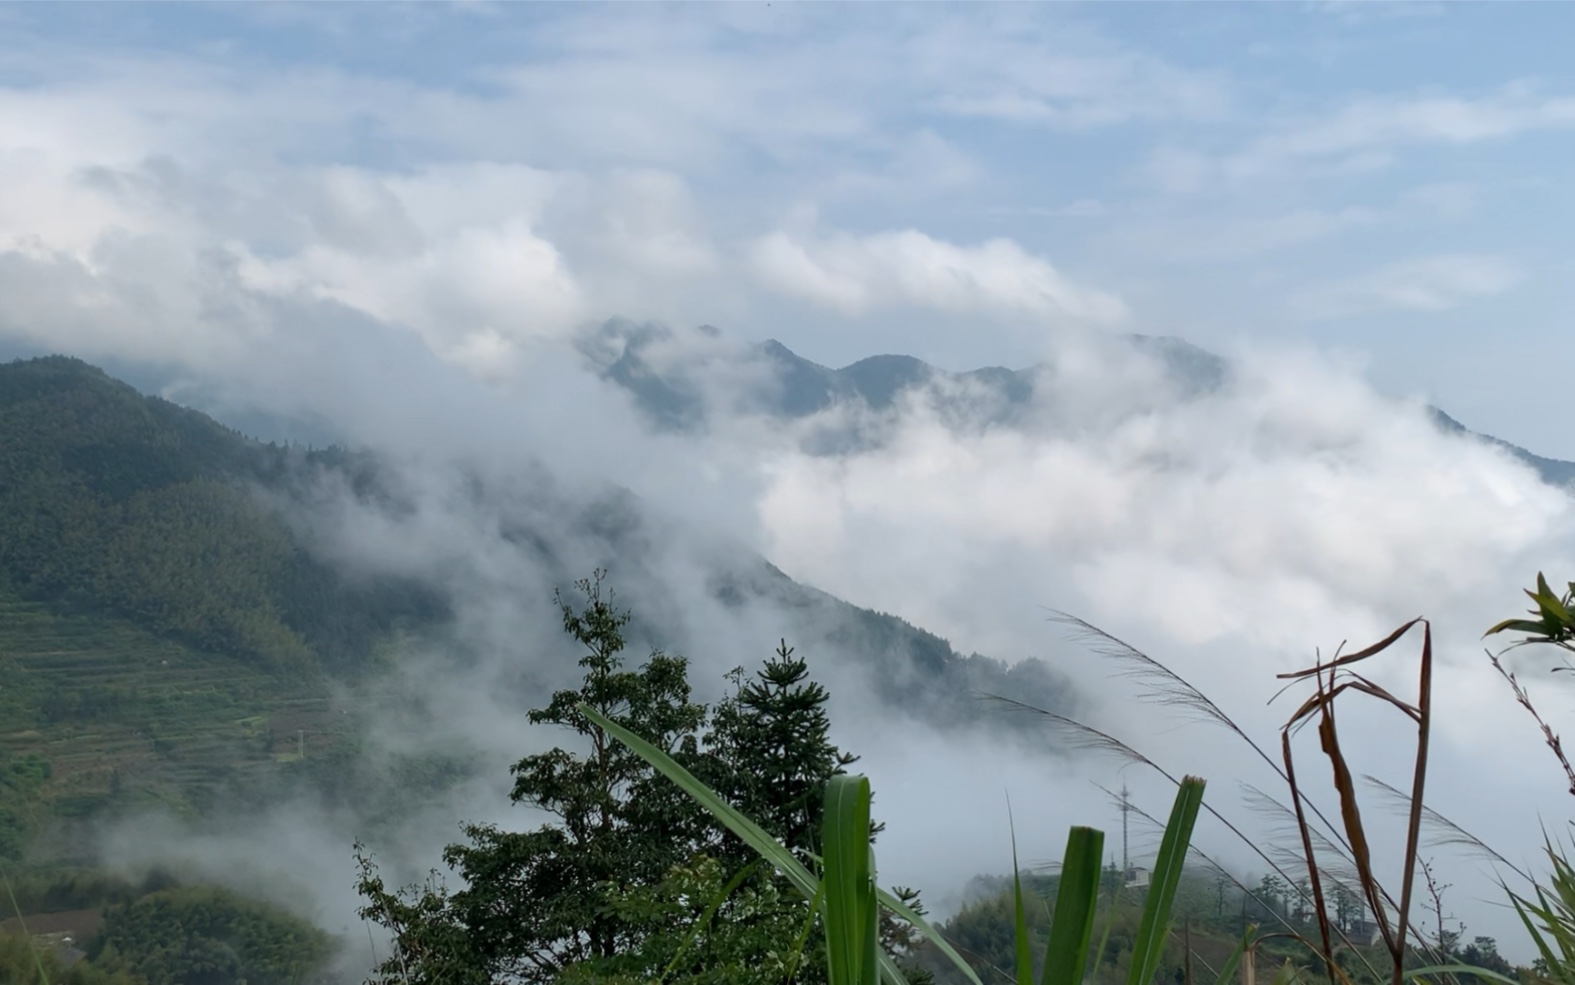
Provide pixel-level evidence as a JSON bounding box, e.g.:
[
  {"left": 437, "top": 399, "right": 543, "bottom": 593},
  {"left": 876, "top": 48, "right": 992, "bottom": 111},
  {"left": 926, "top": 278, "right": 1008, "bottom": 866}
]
[{"left": 356, "top": 572, "right": 877, "bottom": 985}]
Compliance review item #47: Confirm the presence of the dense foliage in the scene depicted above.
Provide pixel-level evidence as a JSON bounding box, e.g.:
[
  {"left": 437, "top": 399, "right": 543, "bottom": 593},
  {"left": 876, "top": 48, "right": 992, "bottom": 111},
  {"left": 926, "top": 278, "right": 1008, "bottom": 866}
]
[
  {"left": 90, "top": 885, "right": 333, "bottom": 985},
  {"left": 0, "top": 355, "right": 443, "bottom": 674},
  {"left": 0, "top": 755, "right": 50, "bottom": 863},
  {"left": 0, "top": 933, "right": 139, "bottom": 985},
  {"left": 356, "top": 573, "right": 896, "bottom": 985}
]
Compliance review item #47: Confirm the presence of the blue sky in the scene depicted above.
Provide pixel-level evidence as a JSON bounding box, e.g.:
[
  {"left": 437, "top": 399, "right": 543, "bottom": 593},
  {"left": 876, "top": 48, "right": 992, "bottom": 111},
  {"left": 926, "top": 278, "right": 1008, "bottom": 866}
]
[{"left": 1, "top": 1, "right": 1573, "bottom": 457}]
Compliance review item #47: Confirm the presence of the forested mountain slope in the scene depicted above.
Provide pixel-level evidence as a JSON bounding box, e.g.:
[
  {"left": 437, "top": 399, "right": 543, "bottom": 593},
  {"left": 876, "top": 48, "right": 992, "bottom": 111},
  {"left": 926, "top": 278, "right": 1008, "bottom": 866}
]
[{"left": 0, "top": 355, "right": 1073, "bottom": 865}]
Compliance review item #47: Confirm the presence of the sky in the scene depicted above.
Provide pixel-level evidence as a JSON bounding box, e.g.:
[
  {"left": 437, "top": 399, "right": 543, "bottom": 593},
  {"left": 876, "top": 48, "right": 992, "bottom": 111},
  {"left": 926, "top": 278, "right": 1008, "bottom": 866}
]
[
  {"left": 3, "top": 2, "right": 1575, "bottom": 453},
  {"left": 7, "top": 0, "right": 1575, "bottom": 968}
]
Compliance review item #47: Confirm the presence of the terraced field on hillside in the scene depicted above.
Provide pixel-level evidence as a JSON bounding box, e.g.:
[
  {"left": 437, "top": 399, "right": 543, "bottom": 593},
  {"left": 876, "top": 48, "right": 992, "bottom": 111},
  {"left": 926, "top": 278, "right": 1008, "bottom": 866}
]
[{"left": 0, "top": 591, "right": 342, "bottom": 859}]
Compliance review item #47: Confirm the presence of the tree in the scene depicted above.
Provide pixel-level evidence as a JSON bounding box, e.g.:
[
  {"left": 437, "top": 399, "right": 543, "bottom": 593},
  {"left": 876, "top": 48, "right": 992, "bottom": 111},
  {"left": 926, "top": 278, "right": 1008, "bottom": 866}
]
[
  {"left": 358, "top": 576, "right": 874, "bottom": 984},
  {"left": 698, "top": 640, "right": 856, "bottom": 871},
  {"left": 362, "top": 572, "right": 708, "bottom": 983},
  {"left": 90, "top": 885, "right": 330, "bottom": 985},
  {"left": 1330, "top": 883, "right": 1360, "bottom": 931},
  {"left": 1459, "top": 936, "right": 1513, "bottom": 984},
  {"left": 553, "top": 855, "right": 807, "bottom": 985},
  {"left": 1290, "top": 877, "right": 1311, "bottom": 923},
  {"left": 0, "top": 934, "right": 139, "bottom": 985},
  {"left": 1254, "top": 875, "right": 1286, "bottom": 918}
]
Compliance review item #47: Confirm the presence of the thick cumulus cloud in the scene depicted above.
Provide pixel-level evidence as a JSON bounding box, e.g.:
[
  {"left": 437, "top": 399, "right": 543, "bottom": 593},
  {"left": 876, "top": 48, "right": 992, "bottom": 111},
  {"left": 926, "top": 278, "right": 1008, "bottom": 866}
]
[
  {"left": 0, "top": 95, "right": 1118, "bottom": 383},
  {"left": 753, "top": 342, "right": 1567, "bottom": 657},
  {"left": 749, "top": 226, "right": 1130, "bottom": 325},
  {"left": 710, "top": 335, "right": 1575, "bottom": 943}
]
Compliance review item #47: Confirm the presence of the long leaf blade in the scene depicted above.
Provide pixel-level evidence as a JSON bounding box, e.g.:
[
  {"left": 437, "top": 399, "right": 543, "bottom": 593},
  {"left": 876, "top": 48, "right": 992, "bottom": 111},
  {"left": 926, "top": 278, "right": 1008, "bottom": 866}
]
[
  {"left": 587, "top": 700, "right": 983, "bottom": 985},
  {"left": 877, "top": 887, "right": 987, "bottom": 985},
  {"left": 578, "top": 703, "right": 819, "bottom": 899},
  {"left": 1011, "top": 805, "right": 1035, "bottom": 985},
  {"left": 1128, "top": 777, "right": 1207, "bottom": 985},
  {"left": 1042, "top": 825, "right": 1105, "bottom": 985},
  {"left": 1402, "top": 966, "right": 1521, "bottom": 985},
  {"left": 1211, "top": 927, "right": 1251, "bottom": 985},
  {"left": 823, "top": 774, "right": 876, "bottom": 985}
]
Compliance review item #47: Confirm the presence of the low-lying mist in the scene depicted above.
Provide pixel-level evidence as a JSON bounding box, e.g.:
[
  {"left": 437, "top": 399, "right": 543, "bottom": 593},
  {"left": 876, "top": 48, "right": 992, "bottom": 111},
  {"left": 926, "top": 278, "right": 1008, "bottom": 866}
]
[{"left": 66, "top": 317, "right": 1575, "bottom": 972}]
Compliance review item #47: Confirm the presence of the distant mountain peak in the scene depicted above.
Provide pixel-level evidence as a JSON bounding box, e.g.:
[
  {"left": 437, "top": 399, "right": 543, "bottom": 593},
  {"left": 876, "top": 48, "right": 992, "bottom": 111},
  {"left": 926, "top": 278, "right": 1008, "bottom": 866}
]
[
  {"left": 580, "top": 319, "right": 1229, "bottom": 435},
  {"left": 576, "top": 319, "right": 1575, "bottom": 490}
]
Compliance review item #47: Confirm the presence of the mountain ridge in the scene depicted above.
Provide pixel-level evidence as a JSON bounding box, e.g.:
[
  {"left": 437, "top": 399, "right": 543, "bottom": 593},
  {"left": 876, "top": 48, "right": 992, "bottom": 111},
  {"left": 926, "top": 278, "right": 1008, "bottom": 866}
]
[
  {"left": 583, "top": 319, "right": 1575, "bottom": 487},
  {"left": 0, "top": 353, "right": 1075, "bottom": 866}
]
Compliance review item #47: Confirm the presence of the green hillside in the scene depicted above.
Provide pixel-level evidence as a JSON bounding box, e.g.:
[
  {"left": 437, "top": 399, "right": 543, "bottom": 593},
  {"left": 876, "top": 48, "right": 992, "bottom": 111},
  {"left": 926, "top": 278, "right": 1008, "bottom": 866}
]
[
  {"left": 0, "top": 355, "right": 443, "bottom": 677},
  {"left": 0, "top": 356, "right": 440, "bottom": 863},
  {"left": 0, "top": 589, "right": 342, "bottom": 861},
  {"left": 0, "top": 353, "right": 1075, "bottom": 869}
]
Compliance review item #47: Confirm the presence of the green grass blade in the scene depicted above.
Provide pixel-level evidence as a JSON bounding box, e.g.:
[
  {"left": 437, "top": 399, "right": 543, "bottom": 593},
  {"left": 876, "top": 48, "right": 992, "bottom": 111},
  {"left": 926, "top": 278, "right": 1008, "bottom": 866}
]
[
  {"left": 823, "top": 774, "right": 876, "bottom": 985},
  {"left": 1011, "top": 805, "right": 1035, "bottom": 985},
  {"left": 878, "top": 948, "right": 914, "bottom": 985},
  {"left": 1511, "top": 892, "right": 1564, "bottom": 982},
  {"left": 867, "top": 846, "right": 882, "bottom": 985},
  {"left": 1268, "top": 958, "right": 1299, "bottom": 985},
  {"left": 1041, "top": 825, "right": 1105, "bottom": 985},
  {"left": 782, "top": 881, "right": 827, "bottom": 985},
  {"left": 660, "top": 860, "right": 759, "bottom": 981},
  {"left": 588, "top": 701, "right": 986, "bottom": 985},
  {"left": 578, "top": 702, "right": 819, "bottom": 900},
  {"left": 877, "top": 887, "right": 987, "bottom": 985},
  {"left": 1127, "top": 777, "right": 1207, "bottom": 985},
  {"left": 1092, "top": 868, "right": 1124, "bottom": 985},
  {"left": 1402, "top": 966, "right": 1521, "bottom": 985},
  {"left": 1211, "top": 926, "right": 1252, "bottom": 985}
]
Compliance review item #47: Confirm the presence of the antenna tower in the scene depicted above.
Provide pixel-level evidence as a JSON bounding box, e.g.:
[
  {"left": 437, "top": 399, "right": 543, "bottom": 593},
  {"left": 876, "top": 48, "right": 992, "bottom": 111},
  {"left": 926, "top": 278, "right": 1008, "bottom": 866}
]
[{"left": 1120, "top": 784, "right": 1131, "bottom": 873}]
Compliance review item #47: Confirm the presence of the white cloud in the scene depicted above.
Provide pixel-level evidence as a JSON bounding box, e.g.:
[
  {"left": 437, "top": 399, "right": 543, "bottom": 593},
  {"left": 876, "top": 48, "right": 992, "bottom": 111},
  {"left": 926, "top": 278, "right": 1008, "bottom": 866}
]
[
  {"left": 748, "top": 227, "right": 1129, "bottom": 325},
  {"left": 236, "top": 215, "right": 584, "bottom": 372},
  {"left": 1113, "top": 205, "right": 1379, "bottom": 263},
  {"left": 729, "top": 339, "right": 1575, "bottom": 949},
  {"left": 753, "top": 343, "right": 1568, "bottom": 659},
  {"left": 1109, "top": 182, "right": 1478, "bottom": 264},
  {"left": 1299, "top": 253, "right": 1524, "bottom": 317},
  {"left": 931, "top": 53, "right": 1229, "bottom": 129},
  {"left": 1158, "top": 85, "right": 1575, "bottom": 190}
]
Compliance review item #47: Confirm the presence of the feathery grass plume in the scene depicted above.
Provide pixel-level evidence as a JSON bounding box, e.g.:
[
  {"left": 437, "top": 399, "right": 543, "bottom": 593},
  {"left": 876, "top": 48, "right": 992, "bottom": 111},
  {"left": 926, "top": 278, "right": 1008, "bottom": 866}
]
[
  {"left": 1361, "top": 774, "right": 1533, "bottom": 885},
  {"left": 1048, "top": 612, "right": 1250, "bottom": 741},
  {"left": 1096, "top": 784, "right": 1379, "bottom": 983},
  {"left": 1238, "top": 780, "right": 1444, "bottom": 961},
  {"left": 1010, "top": 615, "right": 1510, "bottom": 985},
  {"left": 982, "top": 692, "right": 1282, "bottom": 876},
  {"left": 1241, "top": 783, "right": 1360, "bottom": 883},
  {"left": 1048, "top": 613, "right": 1360, "bottom": 876},
  {"left": 980, "top": 692, "right": 1162, "bottom": 769},
  {"left": 982, "top": 693, "right": 1372, "bottom": 977},
  {"left": 1112, "top": 782, "right": 1385, "bottom": 984}
]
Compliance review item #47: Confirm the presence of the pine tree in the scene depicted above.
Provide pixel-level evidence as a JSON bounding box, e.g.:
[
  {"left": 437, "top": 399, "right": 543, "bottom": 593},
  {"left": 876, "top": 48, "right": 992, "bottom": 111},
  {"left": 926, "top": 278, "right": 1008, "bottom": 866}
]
[
  {"left": 359, "top": 573, "right": 708, "bottom": 984},
  {"left": 700, "top": 639, "right": 855, "bottom": 870}
]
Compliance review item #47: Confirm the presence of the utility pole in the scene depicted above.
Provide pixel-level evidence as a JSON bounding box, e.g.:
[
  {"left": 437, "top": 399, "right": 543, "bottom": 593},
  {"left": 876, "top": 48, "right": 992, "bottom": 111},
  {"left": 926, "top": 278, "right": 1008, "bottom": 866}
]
[
  {"left": 298, "top": 729, "right": 305, "bottom": 760},
  {"left": 1120, "top": 784, "right": 1131, "bottom": 875}
]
